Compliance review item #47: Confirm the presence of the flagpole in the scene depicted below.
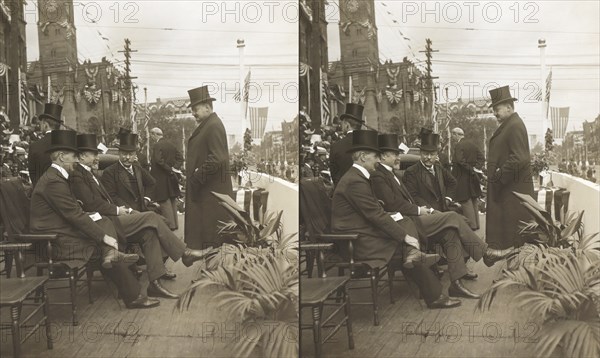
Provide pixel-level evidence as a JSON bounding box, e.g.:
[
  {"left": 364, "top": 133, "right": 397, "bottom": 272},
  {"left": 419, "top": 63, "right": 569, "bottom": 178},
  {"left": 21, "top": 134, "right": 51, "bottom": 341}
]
[
  {"left": 237, "top": 38, "right": 246, "bottom": 146},
  {"left": 348, "top": 75, "right": 353, "bottom": 103},
  {"left": 144, "top": 87, "right": 149, "bottom": 167},
  {"left": 47, "top": 75, "right": 51, "bottom": 103},
  {"left": 539, "top": 39, "right": 547, "bottom": 146}
]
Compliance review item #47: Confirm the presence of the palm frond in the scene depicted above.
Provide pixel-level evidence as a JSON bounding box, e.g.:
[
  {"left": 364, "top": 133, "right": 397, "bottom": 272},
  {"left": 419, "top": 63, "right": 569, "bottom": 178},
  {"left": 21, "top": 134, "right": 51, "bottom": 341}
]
[
  {"left": 560, "top": 210, "right": 585, "bottom": 241},
  {"left": 535, "top": 319, "right": 600, "bottom": 358}
]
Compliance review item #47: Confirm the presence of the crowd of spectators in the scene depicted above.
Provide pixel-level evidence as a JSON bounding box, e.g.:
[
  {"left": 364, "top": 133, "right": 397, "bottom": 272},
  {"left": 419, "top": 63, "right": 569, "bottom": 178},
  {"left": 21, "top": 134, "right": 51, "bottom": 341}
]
[
  {"left": 558, "top": 158, "right": 597, "bottom": 183},
  {"left": 0, "top": 111, "right": 44, "bottom": 181}
]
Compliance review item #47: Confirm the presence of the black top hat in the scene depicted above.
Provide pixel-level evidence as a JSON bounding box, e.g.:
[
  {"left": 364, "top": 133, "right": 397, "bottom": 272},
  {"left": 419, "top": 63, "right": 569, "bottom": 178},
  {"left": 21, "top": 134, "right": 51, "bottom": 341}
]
[
  {"left": 378, "top": 134, "right": 400, "bottom": 153},
  {"left": 340, "top": 103, "right": 365, "bottom": 124},
  {"left": 420, "top": 132, "right": 440, "bottom": 152},
  {"left": 187, "top": 86, "right": 216, "bottom": 108},
  {"left": 488, "top": 85, "right": 518, "bottom": 108},
  {"left": 117, "top": 133, "right": 138, "bottom": 152},
  {"left": 347, "top": 130, "right": 380, "bottom": 153},
  {"left": 77, "top": 134, "right": 100, "bottom": 152},
  {"left": 45, "top": 130, "right": 78, "bottom": 153},
  {"left": 39, "top": 103, "right": 64, "bottom": 123}
]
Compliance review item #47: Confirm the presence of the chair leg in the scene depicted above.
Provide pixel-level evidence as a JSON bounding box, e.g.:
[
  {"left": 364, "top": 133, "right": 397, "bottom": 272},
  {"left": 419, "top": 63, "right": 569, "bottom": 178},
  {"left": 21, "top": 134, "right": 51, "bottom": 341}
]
[
  {"left": 34, "top": 267, "right": 44, "bottom": 303},
  {"left": 312, "top": 305, "right": 322, "bottom": 358},
  {"left": 388, "top": 266, "right": 395, "bottom": 304},
  {"left": 370, "top": 269, "right": 380, "bottom": 326},
  {"left": 11, "top": 304, "right": 22, "bottom": 358},
  {"left": 42, "top": 284, "right": 53, "bottom": 349},
  {"left": 343, "top": 285, "right": 355, "bottom": 350},
  {"left": 306, "top": 251, "right": 315, "bottom": 278},
  {"left": 5, "top": 251, "right": 13, "bottom": 278},
  {"left": 69, "top": 270, "right": 78, "bottom": 326},
  {"left": 86, "top": 266, "right": 94, "bottom": 304}
]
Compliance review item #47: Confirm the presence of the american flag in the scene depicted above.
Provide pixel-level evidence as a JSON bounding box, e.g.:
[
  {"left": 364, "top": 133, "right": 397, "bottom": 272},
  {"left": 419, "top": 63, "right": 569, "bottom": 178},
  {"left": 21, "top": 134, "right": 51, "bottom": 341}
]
[
  {"left": 320, "top": 68, "right": 331, "bottom": 126},
  {"left": 234, "top": 70, "right": 251, "bottom": 102},
  {"left": 248, "top": 106, "right": 268, "bottom": 140},
  {"left": 550, "top": 106, "right": 569, "bottom": 139},
  {"left": 533, "top": 70, "right": 552, "bottom": 103},
  {"left": 18, "top": 68, "right": 29, "bottom": 125}
]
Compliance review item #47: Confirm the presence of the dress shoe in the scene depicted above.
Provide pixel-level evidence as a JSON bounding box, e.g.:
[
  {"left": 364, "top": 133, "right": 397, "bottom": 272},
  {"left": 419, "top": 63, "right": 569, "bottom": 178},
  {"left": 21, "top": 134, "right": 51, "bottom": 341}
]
[
  {"left": 463, "top": 272, "right": 478, "bottom": 280},
  {"left": 148, "top": 280, "right": 179, "bottom": 299},
  {"left": 181, "top": 247, "right": 214, "bottom": 267},
  {"left": 403, "top": 248, "right": 440, "bottom": 269},
  {"left": 125, "top": 295, "right": 160, "bottom": 309},
  {"left": 102, "top": 249, "right": 139, "bottom": 269},
  {"left": 449, "top": 279, "right": 481, "bottom": 299},
  {"left": 483, "top": 247, "right": 513, "bottom": 267},
  {"left": 161, "top": 270, "right": 177, "bottom": 280},
  {"left": 427, "top": 294, "right": 461, "bottom": 309}
]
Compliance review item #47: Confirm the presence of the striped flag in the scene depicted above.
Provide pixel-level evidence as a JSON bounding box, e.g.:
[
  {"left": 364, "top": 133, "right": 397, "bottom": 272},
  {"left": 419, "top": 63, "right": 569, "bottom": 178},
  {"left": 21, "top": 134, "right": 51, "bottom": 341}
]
[
  {"left": 18, "top": 68, "right": 29, "bottom": 125},
  {"left": 550, "top": 106, "right": 569, "bottom": 139},
  {"left": 248, "top": 106, "right": 268, "bottom": 140},
  {"left": 234, "top": 70, "right": 251, "bottom": 102},
  {"left": 533, "top": 69, "right": 552, "bottom": 103},
  {"left": 320, "top": 68, "right": 331, "bottom": 126}
]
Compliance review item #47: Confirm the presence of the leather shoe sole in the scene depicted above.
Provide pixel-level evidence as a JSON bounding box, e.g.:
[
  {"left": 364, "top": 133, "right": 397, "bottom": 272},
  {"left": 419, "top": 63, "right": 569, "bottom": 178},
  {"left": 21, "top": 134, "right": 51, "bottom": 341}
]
[
  {"left": 449, "top": 284, "right": 481, "bottom": 299},
  {"left": 126, "top": 297, "right": 160, "bottom": 309},
  {"left": 161, "top": 271, "right": 177, "bottom": 280},
  {"left": 403, "top": 253, "right": 440, "bottom": 269},
  {"left": 463, "top": 272, "right": 478, "bottom": 280},
  {"left": 427, "top": 297, "right": 461, "bottom": 309},
  {"left": 148, "top": 282, "right": 179, "bottom": 299}
]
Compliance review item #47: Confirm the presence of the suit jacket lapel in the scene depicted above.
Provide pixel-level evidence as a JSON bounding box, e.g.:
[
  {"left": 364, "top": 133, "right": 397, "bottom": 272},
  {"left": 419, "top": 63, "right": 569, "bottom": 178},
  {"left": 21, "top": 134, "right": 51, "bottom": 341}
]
[
  {"left": 419, "top": 164, "right": 439, "bottom": 198},
  {"left": 133, "top": 165, "right": 144, "bottom": 197},
  {"left": 118, "top": 165, "right": 138, "bottom": 198},
  {"left": 188, "top": 114, "right": 214, "bottom": 142},
  {"left": 435, "top": 163, "right": 446, "bottom": 197}
]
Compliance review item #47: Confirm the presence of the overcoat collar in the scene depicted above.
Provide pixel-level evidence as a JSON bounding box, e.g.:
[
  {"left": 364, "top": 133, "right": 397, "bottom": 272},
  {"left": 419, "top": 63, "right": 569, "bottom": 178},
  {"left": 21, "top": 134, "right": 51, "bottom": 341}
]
[
  {"left": 490, "top": 112, "right": 518, "bottom": 142},
  {"left": 189, "top": 113, "right": 217, "bottom": 142}
]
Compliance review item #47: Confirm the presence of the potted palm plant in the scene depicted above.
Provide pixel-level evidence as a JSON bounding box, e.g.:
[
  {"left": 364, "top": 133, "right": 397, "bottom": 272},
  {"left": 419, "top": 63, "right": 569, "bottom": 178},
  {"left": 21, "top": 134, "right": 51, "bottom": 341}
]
[
  {"left": 176, "top": 192, "right": 298, "bottom": 357},
  {"left": 477, "top": 192, "right": 600, "bottom": 357}
]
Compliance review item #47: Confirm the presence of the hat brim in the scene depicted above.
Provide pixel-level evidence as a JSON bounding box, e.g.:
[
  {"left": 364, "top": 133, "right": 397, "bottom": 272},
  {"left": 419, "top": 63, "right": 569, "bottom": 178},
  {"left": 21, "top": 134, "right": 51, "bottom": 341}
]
[
  {"left": 78, "top": 147, "right": 101, "bottom": 153},
  {"left": 340, "top": 114, "right": 365, "bottom": 124},
  {"left": 116, "top": 145, "right": 137, "bottom": 151},
  {"left": 379, "top": 147, "right": 400, "bottom": 153},
  {"left": 187, "top": 98, "right": 217, "bottom": 108},
  {"left": 347, "top": 145, "right": 381, "bottom": 153},
  {"left": 420, "top": 145, "right": 438, "bottom": 152},
  {"left": 39, "top": 114, "right": 64, "bottom": 123},
  {"left": 45, "top": 145, "right": 78, "bottom": 153},
  {"left": 489, "top": 97, "right": 517, "bottom": 108}
]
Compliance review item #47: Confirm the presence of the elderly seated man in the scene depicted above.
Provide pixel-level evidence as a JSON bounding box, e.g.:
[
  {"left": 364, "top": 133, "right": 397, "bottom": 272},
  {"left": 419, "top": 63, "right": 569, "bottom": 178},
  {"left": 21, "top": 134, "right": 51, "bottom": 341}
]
[
  {"left": 403, "top": 130, "right": 458, "bottom": 213},
  {"left": 70, "top": 134, "right": 212, "bottom": 299},
  {"left": 332, "top": 129, "right": 461, "bottom": 309},
  {"left": 371, "top": 134, "right": 511, "bottom": 299},
  {"left": 29, "top": 130, "right": 159, "bottom": 309}
]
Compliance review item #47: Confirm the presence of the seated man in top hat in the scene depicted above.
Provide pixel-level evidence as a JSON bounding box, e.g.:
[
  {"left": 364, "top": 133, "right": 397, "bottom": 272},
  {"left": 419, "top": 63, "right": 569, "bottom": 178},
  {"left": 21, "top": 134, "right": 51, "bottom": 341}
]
[
  {"left": 29, "top": 130, "right": 161, "bottom": 309},
  {"left": 71, "top": 133, "right": 212, "bottom": 299},
  {"left": 101, "top": 132, "right": 158, "bottom": 213},
  {"left": 371, "top": 134, "right": 511, "bottom": 299},
  {"left": 28, "top": 103, "right": 63, "bottom": 188},
  {"left": 330, "top": 103, "right": 365, "bottom": 186},
  {"left": 332, "top": 130, "right": 461, "bottom": 309},
  {"left": 403, "top": 130, "right": 458, "bottom": 213}
]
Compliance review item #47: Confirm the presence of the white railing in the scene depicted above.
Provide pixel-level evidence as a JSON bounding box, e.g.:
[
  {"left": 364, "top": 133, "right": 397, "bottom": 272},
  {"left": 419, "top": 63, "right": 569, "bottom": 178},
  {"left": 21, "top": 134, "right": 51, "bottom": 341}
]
[{"left": 542, "top": 171, "right": 600, "bottom": 235}]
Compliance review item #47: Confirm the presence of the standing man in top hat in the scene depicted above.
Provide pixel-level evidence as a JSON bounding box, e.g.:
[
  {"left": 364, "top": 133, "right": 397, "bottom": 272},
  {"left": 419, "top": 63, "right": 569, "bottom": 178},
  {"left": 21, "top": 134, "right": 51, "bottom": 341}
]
[
  {"left": 149, "top": 127, "right": 184, "bottom": 231},
  {"left": 486, "top": 85, "right": 534, "bottom": 250},
  {"left": 329, "top": 103, "right": 365, "bottom": 186},
  {"left": 101, "top": 132, "right": 158, "bottom": 213},
  {"left": 451, "top": 127, "right": 485, "bottom": 230},
  {"left": 184, "top": 85, "right": 233, "bottom": 249},
  {"left": 403, "top": 130, "right": 458, "bottom": 212},
  {"left": 28, "top": 103, "right": 63, "bottom": 188}
]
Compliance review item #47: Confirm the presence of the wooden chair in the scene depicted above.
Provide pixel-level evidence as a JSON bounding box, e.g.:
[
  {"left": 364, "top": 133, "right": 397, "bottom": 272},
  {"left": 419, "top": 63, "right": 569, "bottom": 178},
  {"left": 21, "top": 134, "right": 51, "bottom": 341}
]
[
  {"left": 0, "top": 178, "right": 100, "bottom": 326},
  {"left": 300, "top": 177, "right": 397, "bottom": 326},
  {"left": 300, "top": 241, "right": 354, "bottom": 358},
  {"left": 0, "top": 241, "right": 53, "bottom": 358}
]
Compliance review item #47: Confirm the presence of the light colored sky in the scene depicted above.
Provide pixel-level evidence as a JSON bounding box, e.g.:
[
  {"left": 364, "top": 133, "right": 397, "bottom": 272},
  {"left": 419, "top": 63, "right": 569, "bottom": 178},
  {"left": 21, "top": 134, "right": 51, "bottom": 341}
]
[
  {"left": 327, "top": 0, "right": 599, "bottom": 140},
  {"left": 25, "top": 0, "right": 298, "bottom": 134}
]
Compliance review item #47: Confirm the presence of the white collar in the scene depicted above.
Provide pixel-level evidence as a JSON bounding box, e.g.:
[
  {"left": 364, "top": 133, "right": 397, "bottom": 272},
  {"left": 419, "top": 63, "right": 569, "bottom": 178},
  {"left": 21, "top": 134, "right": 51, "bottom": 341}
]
[
  {"left": 380, "top": 163, "right": 394, "bottom": 172},
  {"left": 352, "top": 163, "right": 370, "bottom": 179},
  {"left": 51, "top": 163, "right": 69, "bottom": 179},
  {"left": 120, "top": 160, "right": 132, "bottom": 170},
  {"left": 79, "top": 163, "right": 92, "bottom": 172},
  {"left": 421, "top": 161, "right": 434, "bottom": 171}
]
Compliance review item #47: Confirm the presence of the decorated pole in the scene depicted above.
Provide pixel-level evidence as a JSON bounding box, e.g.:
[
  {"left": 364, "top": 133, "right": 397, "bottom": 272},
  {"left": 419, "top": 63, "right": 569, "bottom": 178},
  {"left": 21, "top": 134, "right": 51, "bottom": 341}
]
[
  {"left": 237, "top": 38, "right": 246, "bottom": 146},
  {"left": 144, "top": 87, "right": 149, "bottom": 167},
  {"left": 539, "top": 39, "right": 547, "bottom": 146}
]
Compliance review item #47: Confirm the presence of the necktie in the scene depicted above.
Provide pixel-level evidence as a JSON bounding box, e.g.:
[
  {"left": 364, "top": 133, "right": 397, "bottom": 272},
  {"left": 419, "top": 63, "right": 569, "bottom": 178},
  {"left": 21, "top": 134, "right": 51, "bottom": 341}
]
[{"left": 125, "top": 166, "right": 134, "bottom": 176}]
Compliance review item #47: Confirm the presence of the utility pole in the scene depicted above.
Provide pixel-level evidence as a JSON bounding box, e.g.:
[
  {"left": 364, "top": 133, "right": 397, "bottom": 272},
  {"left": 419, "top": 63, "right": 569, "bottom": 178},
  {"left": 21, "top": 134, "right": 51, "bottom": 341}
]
[
  {"left": 419, "top": 38, "right": 438, "bottom": 126},
  {"left": 118, "top": 39, "right": 137, "bottom": 130}
]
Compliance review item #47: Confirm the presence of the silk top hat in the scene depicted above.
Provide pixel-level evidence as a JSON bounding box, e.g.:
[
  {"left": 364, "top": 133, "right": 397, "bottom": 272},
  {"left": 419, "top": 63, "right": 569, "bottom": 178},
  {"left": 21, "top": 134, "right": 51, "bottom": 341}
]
[
  {"left": 340, "top": 103, "right": 365, "bottom": 124},
  {"left": 77, "top": 134, "right": 100, "bottom": 152},
  {"left": 488, "top": 85, "right": 518, "bottom": 108},
  {"left": 117, "top": 133, "right": 138, "bottom": 152},
  {"left": 45, "top": 130, "right": 78, "bottom": 153},
  {"left": 39, "top": 103, "right": 64, "bottom": 123},
  {"left": 347, "top": 130, "right": 380, "bottom": 153},
  {"left": 378, "top": 134, "right": 400, "bottom": 153},
  {"left": 187, "top": 86, "right": 216, "bottom": 108},
  {"left": 420, "top": 132, "right": 440, "bottom": 152}
]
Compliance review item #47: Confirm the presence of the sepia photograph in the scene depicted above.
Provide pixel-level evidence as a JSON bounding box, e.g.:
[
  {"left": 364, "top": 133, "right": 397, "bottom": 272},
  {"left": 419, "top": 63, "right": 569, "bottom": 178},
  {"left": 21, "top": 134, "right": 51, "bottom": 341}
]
[
  {"left": 299, "top": 1, "right": 599, "bottom": 358},
  {"left": 1, "top": 1, "right": 298, "bottom": 357}
]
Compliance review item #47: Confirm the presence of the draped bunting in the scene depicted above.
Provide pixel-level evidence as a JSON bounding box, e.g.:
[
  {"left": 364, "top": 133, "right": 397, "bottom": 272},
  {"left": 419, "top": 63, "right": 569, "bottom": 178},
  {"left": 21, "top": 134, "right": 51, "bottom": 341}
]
[
  {"left": 386, "top": 89, "right": 403, "bottom": 104},
  {"left": 299, "top": 62, "right": 311, "bottom": 77}
]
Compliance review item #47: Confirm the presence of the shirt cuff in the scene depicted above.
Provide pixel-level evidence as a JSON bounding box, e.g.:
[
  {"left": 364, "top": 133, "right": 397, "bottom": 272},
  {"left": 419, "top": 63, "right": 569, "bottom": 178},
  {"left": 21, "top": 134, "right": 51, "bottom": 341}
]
[{"left": 417, "top": 207, "right": 420, "bottom": 215}]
